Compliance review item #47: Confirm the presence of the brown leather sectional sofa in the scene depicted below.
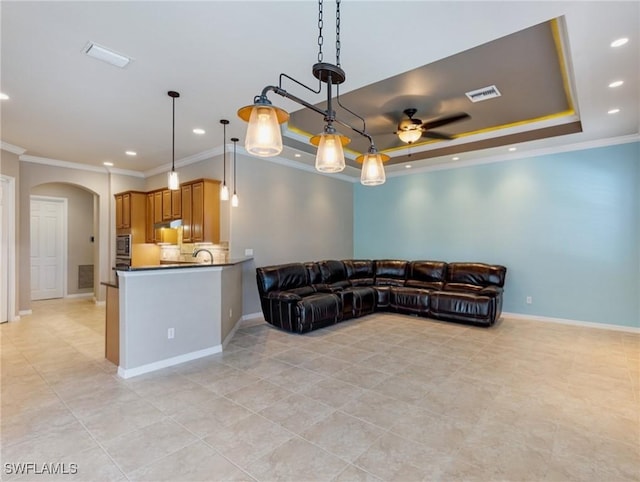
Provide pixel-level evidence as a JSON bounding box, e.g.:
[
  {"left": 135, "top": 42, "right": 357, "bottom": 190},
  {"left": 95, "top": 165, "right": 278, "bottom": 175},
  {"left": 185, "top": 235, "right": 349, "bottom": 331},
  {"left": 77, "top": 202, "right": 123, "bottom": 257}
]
[{"left": 256, "top": 259, "right": 507, "bottom": 333}]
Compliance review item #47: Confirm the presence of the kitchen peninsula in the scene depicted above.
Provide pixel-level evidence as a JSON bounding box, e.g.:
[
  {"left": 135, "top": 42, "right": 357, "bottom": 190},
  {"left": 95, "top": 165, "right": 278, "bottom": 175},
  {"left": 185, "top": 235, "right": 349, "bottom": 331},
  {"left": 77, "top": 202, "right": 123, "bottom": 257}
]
[{"left": 104, "top": 258, "right": 251, "bottom": 378}]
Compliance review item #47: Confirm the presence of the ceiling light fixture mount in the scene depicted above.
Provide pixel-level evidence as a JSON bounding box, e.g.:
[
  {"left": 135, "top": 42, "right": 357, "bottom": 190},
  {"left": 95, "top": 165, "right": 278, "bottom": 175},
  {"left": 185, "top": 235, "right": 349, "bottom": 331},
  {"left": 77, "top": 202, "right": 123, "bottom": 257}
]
[
  {"left": 167, "top": 90, "right": 180, "bottom": 191},
  {"left": 237, "top": 0, "right": 387, "bottom": 185}
]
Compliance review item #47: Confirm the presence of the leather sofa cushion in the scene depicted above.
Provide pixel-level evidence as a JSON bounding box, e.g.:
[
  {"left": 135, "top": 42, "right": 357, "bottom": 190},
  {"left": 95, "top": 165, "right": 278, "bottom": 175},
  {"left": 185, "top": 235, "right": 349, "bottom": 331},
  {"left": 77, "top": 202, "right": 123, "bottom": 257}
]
[
  {"left": 390, "top": 287, "right": 430, "bottom": 315},
  {"left": 432, "top": 291, "right": 492, "bottom": 318},
  {"left": 343, "top": 260, "right": 375, "bottom": 286},
  {"left": 257, "top": 263, "right": 308, "bottom": 295},
  {"left": 319, "top": 260, "right": 348, "bottom": 284},
  {"left": 374, "top": 260, "right": 408, "bottom": 286},
  {"left": 339, "top": 286, "right": 376, "bottom": 318},
  {"left": 405, "top": 280, "right": 444, "bottom": 290},
  {"left": 305, "top": 262, "right": 323, "bottom": 284},
  {"left": 297, "top": 293, "right": 342, "bottom": 331},
  {"left": 447, "top": 262, "right": 506, "bottom": 287},
  {"left": 408, "top": 260, "right": 447, "bottom": 283},
  {"left": 442, "top": 283, "right": 483, "bottom": 293},
  {"left": 288, "top": 286, "right": 317, "bottom": 297}
]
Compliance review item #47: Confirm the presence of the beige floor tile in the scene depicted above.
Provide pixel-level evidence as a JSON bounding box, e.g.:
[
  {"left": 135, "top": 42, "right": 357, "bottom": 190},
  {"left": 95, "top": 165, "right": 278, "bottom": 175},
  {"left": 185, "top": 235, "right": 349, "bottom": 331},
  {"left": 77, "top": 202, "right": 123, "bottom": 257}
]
[
  {"left": 300, "top": 411, "right": 385, "bottom": 463},
  {"left": 101, "top": 419, "right": 197, "bottom": 475},
  {"left": 332, "top": 464, "right": 382, "bottom": 482},
  {"left": 203, "top": 413, "right": 294, "bottom": 467},
  {"left": 297, "top": 377, "right": 365, "bottom": 408},
  {"left": 3, "top": 301, "right": 638, "bottom": 482},
  {"left": 128, "top": 441, "right": 250, "bottom": 482},
  {"left": 259, "top": 393, "right": 335, "bottom": 434},
  {"left": 170, "top": 397, "right": 253, "bottom": 437},
  {"left": 353, "top": 432, "right": 449, "bottom": 481},
  {"left": 245, "top": 437, "right": 348, "bottom": 482},
  {"left": 79, "top": 397, "right": 165, "bottom": 442},
  {"left": 225, "top": 379, "right": 294, "bottom": 412}
]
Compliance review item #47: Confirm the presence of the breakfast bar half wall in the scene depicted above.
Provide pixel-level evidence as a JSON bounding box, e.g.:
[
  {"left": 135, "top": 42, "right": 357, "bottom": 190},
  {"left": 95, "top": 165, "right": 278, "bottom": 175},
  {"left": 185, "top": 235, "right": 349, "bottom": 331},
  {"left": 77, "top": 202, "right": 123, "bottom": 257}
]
[{"left": 107, "top": 258, "right": 251, "bottom": 378}]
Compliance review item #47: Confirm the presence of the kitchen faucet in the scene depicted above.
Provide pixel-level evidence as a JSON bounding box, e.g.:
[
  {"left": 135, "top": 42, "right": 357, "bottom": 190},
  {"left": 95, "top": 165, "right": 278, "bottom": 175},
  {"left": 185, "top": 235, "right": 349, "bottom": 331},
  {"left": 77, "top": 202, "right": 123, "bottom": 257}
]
[{"left": 193, "top": 248, "right": 214, "bottom": 264}]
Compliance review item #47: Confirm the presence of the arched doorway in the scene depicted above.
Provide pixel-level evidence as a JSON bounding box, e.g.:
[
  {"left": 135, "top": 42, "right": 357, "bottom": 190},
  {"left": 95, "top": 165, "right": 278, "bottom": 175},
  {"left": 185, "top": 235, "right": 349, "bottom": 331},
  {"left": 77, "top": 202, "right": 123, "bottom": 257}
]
[{"left": 30, "top": 182, "right": 97, "bottom": 300}]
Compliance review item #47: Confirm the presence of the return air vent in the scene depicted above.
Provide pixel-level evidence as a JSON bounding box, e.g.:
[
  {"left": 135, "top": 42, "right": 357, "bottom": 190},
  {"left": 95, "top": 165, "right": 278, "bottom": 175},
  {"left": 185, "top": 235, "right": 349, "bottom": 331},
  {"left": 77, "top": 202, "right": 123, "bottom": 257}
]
[{"left": 465, "top": 85, "right": 501, "bottom": 103}]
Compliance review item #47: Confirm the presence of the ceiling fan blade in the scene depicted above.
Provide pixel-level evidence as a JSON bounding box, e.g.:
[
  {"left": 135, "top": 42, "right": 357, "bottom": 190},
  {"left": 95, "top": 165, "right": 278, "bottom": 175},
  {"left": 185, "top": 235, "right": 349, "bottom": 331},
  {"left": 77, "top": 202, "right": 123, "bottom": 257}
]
[
  {"left": 421, "top": 112, "right": 470, "bottom": 130},
  {"left": 422, "top": 131, "right": 453, "bottom": 140}
]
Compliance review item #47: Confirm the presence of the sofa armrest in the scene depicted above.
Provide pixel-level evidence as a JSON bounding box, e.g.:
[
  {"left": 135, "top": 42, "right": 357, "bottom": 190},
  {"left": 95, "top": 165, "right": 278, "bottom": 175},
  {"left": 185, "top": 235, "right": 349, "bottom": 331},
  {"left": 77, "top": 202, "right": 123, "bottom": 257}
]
[{"left": 478, "top": 286, "right": 503, "bottom": 297}]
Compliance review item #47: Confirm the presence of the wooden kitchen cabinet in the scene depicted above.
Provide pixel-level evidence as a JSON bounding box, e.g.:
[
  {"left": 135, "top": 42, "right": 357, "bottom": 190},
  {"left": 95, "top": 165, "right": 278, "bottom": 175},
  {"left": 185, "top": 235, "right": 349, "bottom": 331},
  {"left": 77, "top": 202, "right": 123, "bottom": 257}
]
[
  {"left": 171, "top": 189, "right": 181, "bottom": 219},
  {"left": 162, "top": 190, "right": 172, "bottom": 220},
  {"left": 115, "top": 191, "right": 146, "bottom": 241},
  {"left": 181, "top": 179, "right": 220, "bottom": 244}
]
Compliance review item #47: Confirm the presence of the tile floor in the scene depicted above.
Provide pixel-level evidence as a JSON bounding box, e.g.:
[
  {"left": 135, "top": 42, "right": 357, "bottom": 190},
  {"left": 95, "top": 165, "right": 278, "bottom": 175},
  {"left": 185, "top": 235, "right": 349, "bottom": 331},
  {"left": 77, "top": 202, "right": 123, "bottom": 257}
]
[{"left": 1, "top": 298, "right": 638, "bottom": 481}]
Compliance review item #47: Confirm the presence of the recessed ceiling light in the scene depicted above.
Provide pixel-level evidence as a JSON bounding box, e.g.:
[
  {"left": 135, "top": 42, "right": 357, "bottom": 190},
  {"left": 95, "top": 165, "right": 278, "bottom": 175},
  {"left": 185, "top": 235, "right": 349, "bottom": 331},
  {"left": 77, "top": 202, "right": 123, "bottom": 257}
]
[
  {"left": 125, "top": 151, "right": 137, "bottom": 156},
  {"left": 193, "top": 128, "right": 205, "bottom": 135},
  {"left": 452, "top": 156, "right": 460, "bottom": 161},
  {"left": 405, "top": 164, "right": 412, "bottom": 169},
  {"left": 508, "top": 147, "right": 517, "bottom": 152},
  {"left": 608, "top": 108, "right": 620, "bottom": 114},
  {"left": 0, "top": 93, "right": 9, "bottom": 100},
  {"left": 609, "top": 80, "right": 624, "bottom": 88},
  {"left": 103, "top": 161, "right": 114, "bottom": 167},
  {"left": 294, "top": 153, "right": 301, "bottom": 158},
  {"left": 610, "top": 38, "right": 629, "bottom": 48}
]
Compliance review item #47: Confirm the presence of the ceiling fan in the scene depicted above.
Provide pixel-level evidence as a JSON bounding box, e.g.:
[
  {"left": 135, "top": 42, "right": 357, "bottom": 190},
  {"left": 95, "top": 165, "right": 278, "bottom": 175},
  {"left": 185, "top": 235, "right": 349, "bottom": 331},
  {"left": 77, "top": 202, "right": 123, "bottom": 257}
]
[{"left": 396, "top": 108, "right": 471, "bottom": 144}]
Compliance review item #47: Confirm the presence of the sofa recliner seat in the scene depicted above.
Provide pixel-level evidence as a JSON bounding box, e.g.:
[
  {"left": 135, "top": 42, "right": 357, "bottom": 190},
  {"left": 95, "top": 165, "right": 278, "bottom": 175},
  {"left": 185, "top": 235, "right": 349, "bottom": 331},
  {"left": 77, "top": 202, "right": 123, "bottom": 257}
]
[{"left": 256, "top": 259, "right": 506, "bottom": 333}]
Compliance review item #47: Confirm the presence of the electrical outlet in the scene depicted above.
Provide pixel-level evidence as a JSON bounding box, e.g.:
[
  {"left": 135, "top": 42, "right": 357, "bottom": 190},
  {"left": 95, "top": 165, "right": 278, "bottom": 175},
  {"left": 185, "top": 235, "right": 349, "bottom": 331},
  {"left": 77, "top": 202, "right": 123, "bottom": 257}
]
[
  {"left": 245, "top": 248, "right": 254, "bottom": 256},
  {"left": 526, "top": 296, "right": 532, "bottom": 305},
  {"left": 167, "top": 328, "right": 175, "bottom": 339}
]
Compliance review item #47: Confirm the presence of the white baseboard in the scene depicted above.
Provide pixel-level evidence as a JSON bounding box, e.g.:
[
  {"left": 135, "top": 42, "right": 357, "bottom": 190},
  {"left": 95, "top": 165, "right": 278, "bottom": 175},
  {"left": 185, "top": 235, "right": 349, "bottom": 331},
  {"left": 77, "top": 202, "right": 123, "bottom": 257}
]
[
  {"left": 65, "top": 293, "right": 93, "bottom": 299},
  {"left": 502, "top": 312, "right": 640, "bottom": 334},
  {"left": 222, "top": 318, "right": 243, "bottom": 347},
  {"left": 242, "top": 311, "right": 263, "bottom": 321},
  {"left": 18, "top": 309, "right": 32, "bottom": 316},
  {"left": 94, "top": 300, "right": 106, "bottom": 306},
  {"left": 117, "top": 345, "right": 222, "bottom": 379}
]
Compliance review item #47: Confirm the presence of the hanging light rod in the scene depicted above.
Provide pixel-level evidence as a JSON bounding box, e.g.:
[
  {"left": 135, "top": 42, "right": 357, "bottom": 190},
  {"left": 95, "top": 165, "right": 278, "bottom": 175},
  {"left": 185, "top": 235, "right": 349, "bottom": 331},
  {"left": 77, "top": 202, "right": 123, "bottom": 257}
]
[
  {"left": 237, "top": 0, "right": 388, "bottom": 183},
  {"left": 167, "top": 90, "right": 180, "bottom": 191}
]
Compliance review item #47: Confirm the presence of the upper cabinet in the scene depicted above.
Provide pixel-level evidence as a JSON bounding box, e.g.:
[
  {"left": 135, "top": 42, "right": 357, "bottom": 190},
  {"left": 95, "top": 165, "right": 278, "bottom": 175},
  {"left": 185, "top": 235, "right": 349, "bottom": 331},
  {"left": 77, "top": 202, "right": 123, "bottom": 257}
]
[
  {"left": 137, "top": 180, "right": 219, "bottom": 244},
  {"left": 114, "top": 191, "right": 146, "bottom": 241},
  {"left": 183, "top": 179, "right": 220, "bottom": 244}
]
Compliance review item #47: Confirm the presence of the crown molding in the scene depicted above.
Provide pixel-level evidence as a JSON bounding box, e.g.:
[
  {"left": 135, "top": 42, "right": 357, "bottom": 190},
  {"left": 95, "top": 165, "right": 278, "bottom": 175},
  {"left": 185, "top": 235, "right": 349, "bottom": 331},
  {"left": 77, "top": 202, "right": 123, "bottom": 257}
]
[
  {"left": 386, "top": 133, "right": 640, "bottom": 179},
  {"left": 143, "top": 146, "right": 224, "bottom": 178},
  {"left": 1, "top": 141, "right": 27, "bottom": 155}
]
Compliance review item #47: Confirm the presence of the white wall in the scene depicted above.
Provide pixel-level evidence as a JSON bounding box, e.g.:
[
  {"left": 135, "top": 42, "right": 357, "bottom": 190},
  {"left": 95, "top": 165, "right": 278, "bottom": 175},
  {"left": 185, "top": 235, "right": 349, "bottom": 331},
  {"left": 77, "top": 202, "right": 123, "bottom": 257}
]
[{"left": 229, "top": 153, "right": 354, "bottom": 315}]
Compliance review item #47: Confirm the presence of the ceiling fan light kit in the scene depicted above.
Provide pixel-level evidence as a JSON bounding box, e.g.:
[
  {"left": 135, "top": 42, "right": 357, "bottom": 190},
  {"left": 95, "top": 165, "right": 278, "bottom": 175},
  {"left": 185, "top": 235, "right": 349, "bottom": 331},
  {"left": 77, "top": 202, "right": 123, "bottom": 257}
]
[
  {"left": 396, "top": 108, "right": 471, "bottom": 144},
  {"left": 237, "top": 0, "right": 387, "bottom": 185}
]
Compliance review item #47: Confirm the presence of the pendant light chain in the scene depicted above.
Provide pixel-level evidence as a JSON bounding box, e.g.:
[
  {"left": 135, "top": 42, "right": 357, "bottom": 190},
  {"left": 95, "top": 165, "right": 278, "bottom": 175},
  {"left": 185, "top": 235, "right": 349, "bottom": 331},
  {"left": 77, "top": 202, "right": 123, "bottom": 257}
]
[
  {"left": 223, "top": 121, "right": 227, "bottom": 182},
  {"left": 335, "top": 0, "right": 341, "bottom": 68},
  {"left": 317, "top": 0, "right": 324, "bottom": 63}
]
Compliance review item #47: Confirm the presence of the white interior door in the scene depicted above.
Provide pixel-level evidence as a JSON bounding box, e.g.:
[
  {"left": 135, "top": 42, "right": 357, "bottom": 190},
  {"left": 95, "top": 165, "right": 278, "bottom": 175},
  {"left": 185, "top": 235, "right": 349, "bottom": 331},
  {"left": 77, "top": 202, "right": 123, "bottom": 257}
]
[{"left": 31, "top": 196, "right": 66, "bottom": 300}]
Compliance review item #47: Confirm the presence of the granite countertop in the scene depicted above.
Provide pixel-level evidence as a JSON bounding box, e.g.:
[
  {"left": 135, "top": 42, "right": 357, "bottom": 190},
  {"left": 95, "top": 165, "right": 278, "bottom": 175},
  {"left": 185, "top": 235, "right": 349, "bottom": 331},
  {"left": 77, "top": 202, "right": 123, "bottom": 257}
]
[{"left": 117, "top": 257, "right": 253, "bottom": 272}]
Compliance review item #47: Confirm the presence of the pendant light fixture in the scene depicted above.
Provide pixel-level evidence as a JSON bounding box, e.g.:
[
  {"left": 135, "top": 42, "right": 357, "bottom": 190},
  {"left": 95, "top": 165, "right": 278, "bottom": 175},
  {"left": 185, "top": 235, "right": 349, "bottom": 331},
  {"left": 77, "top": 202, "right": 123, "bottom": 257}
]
[
  {"left": 237, "top": 0, "right": 387, "bottom": 185},
  {"left": 220, "top": 119, "right": 230, "bottom": 201},
  {"left": 167, "top": 91, "right": 180, "bottom": 190},
  {"left": 231, "top": 137, "right": 239, "bottom": 207},
  {"left": 357, "top": 146, "right": 389, "bottom": 186}
]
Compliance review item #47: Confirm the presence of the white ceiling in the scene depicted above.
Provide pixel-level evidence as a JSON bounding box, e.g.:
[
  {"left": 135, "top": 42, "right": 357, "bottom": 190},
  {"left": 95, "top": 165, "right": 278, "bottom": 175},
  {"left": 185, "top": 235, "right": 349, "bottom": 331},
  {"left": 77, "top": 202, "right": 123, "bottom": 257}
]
[{"left": 1, "top": 1, "right": 638, "bottom": 179}]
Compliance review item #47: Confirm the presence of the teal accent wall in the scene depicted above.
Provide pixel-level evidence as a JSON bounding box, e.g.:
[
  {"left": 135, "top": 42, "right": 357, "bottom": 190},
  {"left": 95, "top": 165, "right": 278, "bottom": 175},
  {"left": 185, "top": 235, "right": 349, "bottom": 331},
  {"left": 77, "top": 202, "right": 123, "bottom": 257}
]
[{"left": 354, "top": 142, "right": 640, "bottom": 328}]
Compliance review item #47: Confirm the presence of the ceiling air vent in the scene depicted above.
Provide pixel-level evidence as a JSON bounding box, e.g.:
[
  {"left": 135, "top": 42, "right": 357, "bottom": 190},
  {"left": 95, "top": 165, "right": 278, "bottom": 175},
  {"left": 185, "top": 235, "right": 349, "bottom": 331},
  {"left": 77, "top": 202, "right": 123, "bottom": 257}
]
[
  {"left": 83, "top": 42, "right": 131, "bottom": 68},
  {"left": 465, "top": 85, "right": 501, "bottom": 103}
]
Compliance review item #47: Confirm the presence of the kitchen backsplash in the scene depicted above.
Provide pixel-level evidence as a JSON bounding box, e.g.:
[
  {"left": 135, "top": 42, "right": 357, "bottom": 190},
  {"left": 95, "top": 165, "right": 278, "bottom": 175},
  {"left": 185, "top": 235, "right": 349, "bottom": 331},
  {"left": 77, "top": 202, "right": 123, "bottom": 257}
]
[{"left": 158, "top": 228, "right": 229, "bottom": 263}]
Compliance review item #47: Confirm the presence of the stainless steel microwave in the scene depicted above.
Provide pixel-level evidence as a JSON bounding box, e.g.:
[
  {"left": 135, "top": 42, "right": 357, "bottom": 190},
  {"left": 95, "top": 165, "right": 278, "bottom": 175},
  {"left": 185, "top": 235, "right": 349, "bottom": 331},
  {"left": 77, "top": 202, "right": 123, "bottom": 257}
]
[{"left": 116, "top": 234, "right": 132, "bottom": 258}]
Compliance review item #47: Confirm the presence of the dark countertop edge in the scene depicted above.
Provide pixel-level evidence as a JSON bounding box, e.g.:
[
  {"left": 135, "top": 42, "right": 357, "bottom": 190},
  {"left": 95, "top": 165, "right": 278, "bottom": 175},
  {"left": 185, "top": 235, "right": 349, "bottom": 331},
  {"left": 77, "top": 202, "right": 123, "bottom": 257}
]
[
  {"left": 117, "top": 257, "right": 253, "bottom": 273},
  {"left": 100, "top": 280, "right": 118, "bottom": 288}
]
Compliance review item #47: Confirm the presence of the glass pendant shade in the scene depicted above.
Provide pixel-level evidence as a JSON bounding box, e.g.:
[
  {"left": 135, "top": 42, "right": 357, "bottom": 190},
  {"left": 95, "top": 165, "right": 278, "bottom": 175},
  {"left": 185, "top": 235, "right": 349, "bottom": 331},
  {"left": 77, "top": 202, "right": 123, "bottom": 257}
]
[
  {"left": 312, "top": 132, "right": 348, "bottom": 173},
  {"left": 220, "top": 183, "right": 229, "bottom": 201},
  {"left": 398, "top": 128, "right": 422, "bottom": 144},
  {"left": 231, "top": 193, "right": 239, "bottom": 207},
  {"left": 167, "top": 170, "right": 180, "bottom": 190},
  {"left": 357, "top": 149, "right": 389, "bottom": 186},
  {"left": 244, "top": 106, "right": 284, "bottom": 157}
]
